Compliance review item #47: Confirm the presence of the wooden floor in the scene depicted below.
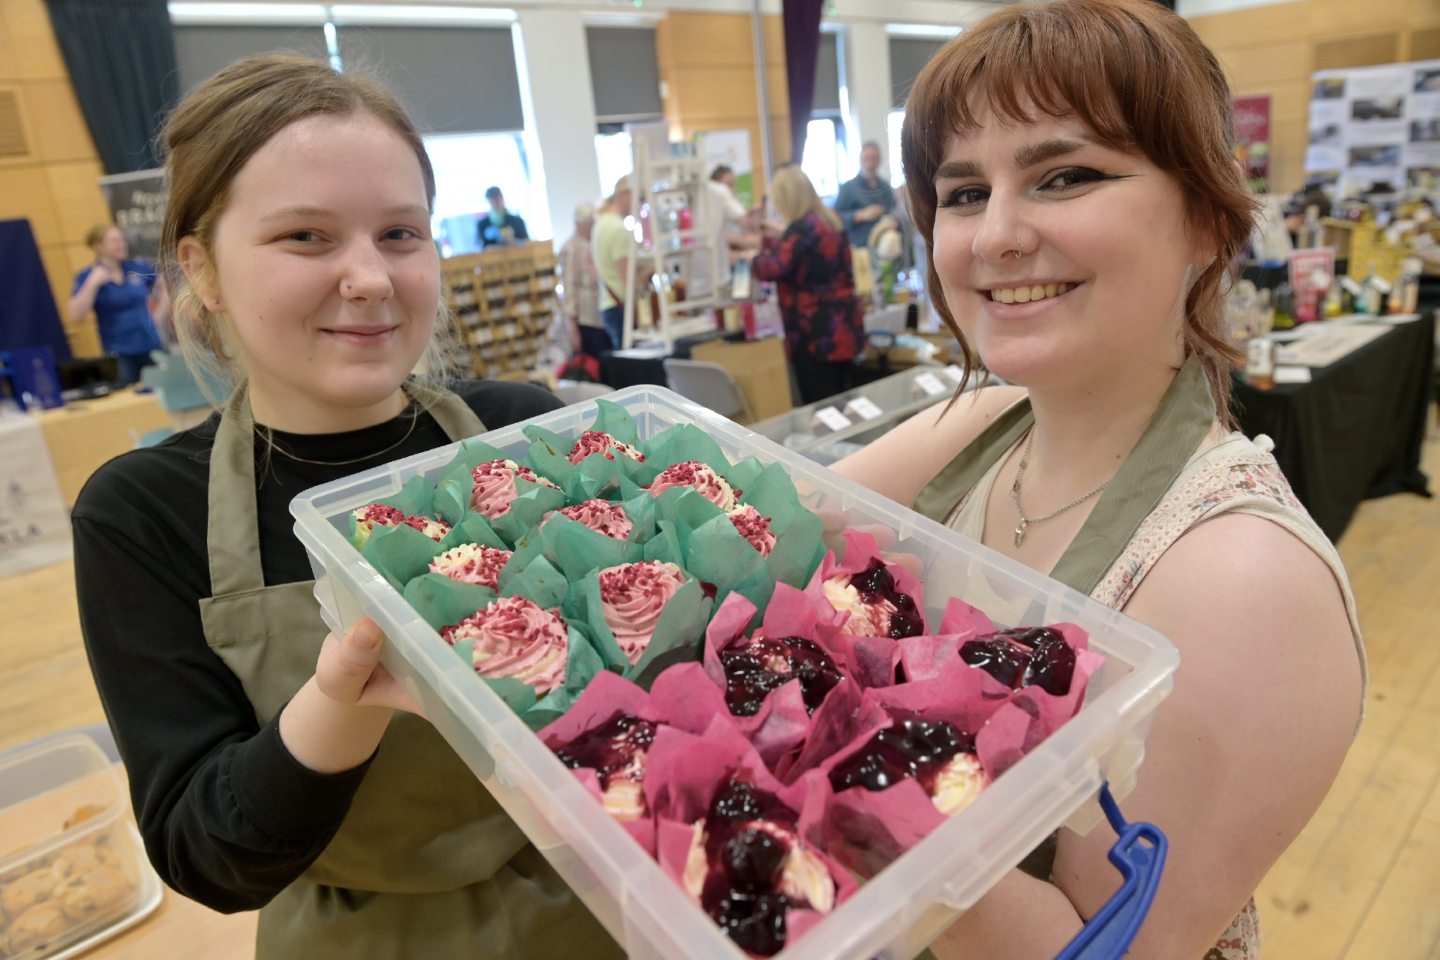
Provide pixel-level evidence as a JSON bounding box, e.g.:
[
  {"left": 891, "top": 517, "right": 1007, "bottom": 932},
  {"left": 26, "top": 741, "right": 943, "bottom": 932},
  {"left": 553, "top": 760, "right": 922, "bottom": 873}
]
[{"left": 4, "top": 443, "right": 1439, "bottom": 959}]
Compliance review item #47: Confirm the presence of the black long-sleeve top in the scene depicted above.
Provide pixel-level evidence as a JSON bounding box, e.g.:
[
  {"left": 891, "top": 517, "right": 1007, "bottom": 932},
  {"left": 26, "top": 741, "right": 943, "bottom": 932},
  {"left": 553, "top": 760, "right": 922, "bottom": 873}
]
[{"left": 72, "top": 380, "right": 562, "bottom": 913}]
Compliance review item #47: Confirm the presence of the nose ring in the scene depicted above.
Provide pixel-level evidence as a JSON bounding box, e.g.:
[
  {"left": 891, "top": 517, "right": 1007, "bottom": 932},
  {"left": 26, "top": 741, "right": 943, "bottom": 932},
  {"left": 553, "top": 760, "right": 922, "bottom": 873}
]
[{"left": 1013, "top": 235, "right": 1024, "bottom": 261}]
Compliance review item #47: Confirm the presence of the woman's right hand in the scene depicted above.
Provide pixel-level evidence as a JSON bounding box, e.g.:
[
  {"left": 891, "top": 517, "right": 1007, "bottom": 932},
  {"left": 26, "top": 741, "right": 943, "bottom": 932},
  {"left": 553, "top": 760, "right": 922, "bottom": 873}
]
[
  {"left": 314, "top": 617, "right": 426, "bottom": 717},
  {"left": 279, "top": 618, "right": 426, "bottom": 774}
]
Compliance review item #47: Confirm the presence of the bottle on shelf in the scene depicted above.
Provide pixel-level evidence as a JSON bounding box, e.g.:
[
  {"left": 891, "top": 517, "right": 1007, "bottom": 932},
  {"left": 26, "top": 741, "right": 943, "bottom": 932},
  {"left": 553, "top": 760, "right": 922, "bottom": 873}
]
[
  {"left": 671, "top": 265, "right": 687, "bottom": 303},
  {"left": 1272, "top": 281, "right": 1295, "bottom": 330}
]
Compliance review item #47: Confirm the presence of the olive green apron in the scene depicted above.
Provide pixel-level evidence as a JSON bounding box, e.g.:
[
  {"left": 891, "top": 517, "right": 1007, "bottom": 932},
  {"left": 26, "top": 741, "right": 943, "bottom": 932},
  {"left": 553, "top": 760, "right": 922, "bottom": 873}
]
[
  {"left": 198, "top": 384, "right": 622, "bottom": 959},
  {"left": 911, "top": 359, "right": 1215, "bottom": 898},
  {"left": 913, "top": 358, "right": 1217, "bottom": 595}
]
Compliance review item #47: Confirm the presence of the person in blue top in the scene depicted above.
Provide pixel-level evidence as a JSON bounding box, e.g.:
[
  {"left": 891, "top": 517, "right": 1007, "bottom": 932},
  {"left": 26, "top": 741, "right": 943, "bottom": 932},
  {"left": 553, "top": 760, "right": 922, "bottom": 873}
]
[
  {"left": 832, "top": 141, "right": 897, "bottom": 249},
  {"left": 477, "top": 186, "right": 529, "bottom": 248},
  {"left": 68, "top": 224, "right": 169, "bottom": 386}
]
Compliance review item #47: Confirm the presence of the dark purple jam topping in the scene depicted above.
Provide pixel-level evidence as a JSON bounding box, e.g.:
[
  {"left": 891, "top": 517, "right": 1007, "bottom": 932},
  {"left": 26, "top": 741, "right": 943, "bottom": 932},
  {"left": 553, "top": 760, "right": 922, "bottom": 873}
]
[
  {"left": 698, "top": 779, "right": 806, "bottom": 957},
  {"left": 550, "top": 714, "right": 656, "bottom": 789},
  {"left": 719, "top": 636, "right": 844, "bottom": 717},
  {"left": 850, "top": 558, "right": 924, "bottom": 638},
  {"left": 828, "top": 719, "right": 975, "bottom": 795},
  {"left": 959, "top": 626, "right": 1077, "bottom": 697}
]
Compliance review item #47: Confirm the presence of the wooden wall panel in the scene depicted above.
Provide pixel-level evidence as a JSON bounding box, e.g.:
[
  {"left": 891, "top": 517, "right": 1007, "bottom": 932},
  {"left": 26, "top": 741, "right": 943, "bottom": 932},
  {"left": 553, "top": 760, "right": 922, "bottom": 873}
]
[
  {"left": 24, "top": 80, "right": 95, "bottom": 162},
  {"left": 1217, "top": 41, "right": 1312, "bottom": 87},
  {"left": 1314, "top": 32, "right": 1403, "bottom": 70},
  {"left": 45, "top": 160, "right": 107, "bottom": 246},
  {"left": 3, "top": 0, "right": 65, "bottom": 80},
  {"left": 0, "top": 164, "right": 58, "bottom": 243}
]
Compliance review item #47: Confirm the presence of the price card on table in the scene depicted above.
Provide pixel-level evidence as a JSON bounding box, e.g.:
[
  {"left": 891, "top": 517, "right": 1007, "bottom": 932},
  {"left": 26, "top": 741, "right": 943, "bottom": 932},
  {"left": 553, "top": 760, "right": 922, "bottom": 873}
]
[
  {"left": 811, "top": 407, "right": 853, "bottom": 434},
  {"left": 844, "top": 397, "right": 884, "bottom": 421},
  {"left": 912, "top": 373, "right": 949, "bottom": 398}
]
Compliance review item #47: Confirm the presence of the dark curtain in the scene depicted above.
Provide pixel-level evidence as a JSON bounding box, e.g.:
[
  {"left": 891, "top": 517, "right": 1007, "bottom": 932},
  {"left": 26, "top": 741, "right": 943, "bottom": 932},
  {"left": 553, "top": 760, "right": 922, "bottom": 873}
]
[
  {"left": 0, "top": 220, "right": 72, "bottom": 363},
  {"left": 782, "top": 0, "right": 825, "bottom": 165},
  {"left": 44, "top": 0, "right": 179, "bottom": 175}
]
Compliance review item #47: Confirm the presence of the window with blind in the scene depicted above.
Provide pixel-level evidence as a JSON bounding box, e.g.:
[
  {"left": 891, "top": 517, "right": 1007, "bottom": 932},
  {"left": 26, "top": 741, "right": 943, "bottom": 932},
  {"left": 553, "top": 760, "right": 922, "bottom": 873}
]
[
  {"left": 889, "top": 36, "right": 947, "bottom": 109},
  {"left": 586, "top": 26, "right": 663, "bottom": 124},
  {"left": 172, "top": 25, "right": 330, "bottom": 94}
]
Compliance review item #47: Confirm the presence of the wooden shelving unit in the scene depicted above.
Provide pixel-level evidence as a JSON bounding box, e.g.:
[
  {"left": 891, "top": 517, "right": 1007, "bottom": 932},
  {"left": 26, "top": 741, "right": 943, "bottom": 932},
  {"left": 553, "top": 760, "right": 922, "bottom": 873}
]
[{"left": 441, "top": 243, "right": 559, "bottom": 380}]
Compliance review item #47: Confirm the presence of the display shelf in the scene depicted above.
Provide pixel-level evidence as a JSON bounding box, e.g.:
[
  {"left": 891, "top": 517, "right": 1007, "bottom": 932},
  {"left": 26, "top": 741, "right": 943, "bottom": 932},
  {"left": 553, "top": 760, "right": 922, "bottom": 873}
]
[{"left": 441, "top": 244, "right": 558, "bottom": 380}]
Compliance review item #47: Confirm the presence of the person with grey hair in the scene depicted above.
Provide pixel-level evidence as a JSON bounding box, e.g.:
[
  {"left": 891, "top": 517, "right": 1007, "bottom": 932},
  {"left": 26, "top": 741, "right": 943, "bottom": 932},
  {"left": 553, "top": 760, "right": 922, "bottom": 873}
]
[
  {"left": 833, "top": 141, "right": 897, "bottom": 248},
  {"left": 556, "top": 200, "right": 606, "bottom": 355}
]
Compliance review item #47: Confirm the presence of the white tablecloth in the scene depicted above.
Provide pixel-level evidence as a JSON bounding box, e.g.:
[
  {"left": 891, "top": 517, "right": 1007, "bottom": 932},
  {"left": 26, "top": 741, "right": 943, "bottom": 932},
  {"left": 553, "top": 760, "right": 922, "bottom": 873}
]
[{"left": 0, "top": 412, "right": 71, "bottom": 577}]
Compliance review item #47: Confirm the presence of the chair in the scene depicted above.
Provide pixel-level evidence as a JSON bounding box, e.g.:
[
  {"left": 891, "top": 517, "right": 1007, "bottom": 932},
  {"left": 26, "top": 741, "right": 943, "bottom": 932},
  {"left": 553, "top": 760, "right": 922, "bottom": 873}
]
[
  {"left": 662, "top": 358, "right": 755, "bottom": 422},
  {"left": 554, "top": 379, "right": 614, "bottom": 406}
]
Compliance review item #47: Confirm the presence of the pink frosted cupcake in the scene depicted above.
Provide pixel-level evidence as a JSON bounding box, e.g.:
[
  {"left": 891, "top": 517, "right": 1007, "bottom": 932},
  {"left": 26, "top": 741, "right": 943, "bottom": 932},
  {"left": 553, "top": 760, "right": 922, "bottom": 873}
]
[
  {"left": 441, "top": 596, "right": 569, "bottom": 694},
  {"left": 648, "top": 461, "right": 738, "bottom": 511},
  {"left": 351, "top": 503, "right": 450, "bottom": 549},
  {"left": 727, "top": 505, "right": 776, "bottom": 557},
  {"left": 429, "top": 543, "right": 512, "bottom": 589},
  {"left": 598, "top": 560, "right": 687, "bottom": 665},
  {"left": 555, "top": 499, "right": 633, "bottom": 541},
  {"left": 568, "top": 431, "right": 646, "bottom": 465},
  {"left": 470, "top": 459, "right": 561, "bottom": 519}
]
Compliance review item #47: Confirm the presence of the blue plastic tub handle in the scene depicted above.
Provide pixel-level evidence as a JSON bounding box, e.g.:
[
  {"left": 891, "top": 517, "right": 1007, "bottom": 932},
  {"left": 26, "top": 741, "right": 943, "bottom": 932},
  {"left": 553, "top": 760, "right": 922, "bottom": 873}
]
[{"left": 1053, "top": 783, "right": 1168, "bottom": 960}]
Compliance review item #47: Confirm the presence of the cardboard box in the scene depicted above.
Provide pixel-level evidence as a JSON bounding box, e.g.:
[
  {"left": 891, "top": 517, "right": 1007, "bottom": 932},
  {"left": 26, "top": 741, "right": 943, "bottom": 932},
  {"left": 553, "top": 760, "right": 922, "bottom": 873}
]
[{"left": 689, "top": 336, "right": 793, "bottom": 422}]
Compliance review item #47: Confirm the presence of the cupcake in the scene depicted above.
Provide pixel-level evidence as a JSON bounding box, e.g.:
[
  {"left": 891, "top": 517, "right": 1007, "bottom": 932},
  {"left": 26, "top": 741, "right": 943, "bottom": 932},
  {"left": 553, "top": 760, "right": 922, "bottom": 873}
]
[
  {"left": 568, "top": 430, "right": 646, "bottom": 465},
  {"left": 429, "top": 543, "right": 512, "bottom": 589},
  {"left": 648, "top": 461, "right": 739, "bottom": 511},
  {"left": 822, "top": 558, "right": 923, "bottom": 639},
  {"left": 551, "top": 714, "right": 657, "bottom": 821},
  {"left": 680, "top": 778, "right": 837, "bottom": 957},
  {"left": 959, "top": 627, "right": 1078, "bottom": 697},
  {"left": 599, "top": 561, "right": 687, "bottom": 665},
  {"left": 351, "top": 503, "right": 450, "bottom": 549},
  {"left": 728, "top": 506, "right": 776, "bottom": 557},
  {"left": 829, "top": 719, "right": 989, "bottom": 816},
  {"left": 441, "top": 596, "right": 568, "bottom": 694},
  {"left": 719, "top": 636, "right": 843, "bottom": 717},
  {"left": 555, "top": 499, "right": 633, "bottom": 541},
  {"left": 470, "top": 459, "right": 561, "bottom": 519}
]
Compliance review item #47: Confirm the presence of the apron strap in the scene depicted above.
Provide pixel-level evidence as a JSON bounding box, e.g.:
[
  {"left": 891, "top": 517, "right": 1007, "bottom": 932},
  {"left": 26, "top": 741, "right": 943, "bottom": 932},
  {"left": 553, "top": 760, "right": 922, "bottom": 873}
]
[
  {"left": 912, "top": 395, "right": 1034, "bottom": 525},
  {"left": 1049, "top": 357, "right": 1217, "bottom": 594},
  {"left": 207, "top": 380, "right": 486, "bottom": 597}
]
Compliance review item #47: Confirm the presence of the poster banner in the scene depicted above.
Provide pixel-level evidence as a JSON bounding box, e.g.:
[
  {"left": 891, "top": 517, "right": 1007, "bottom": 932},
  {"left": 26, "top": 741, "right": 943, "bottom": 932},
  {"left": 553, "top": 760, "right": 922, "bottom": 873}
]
[
  {"left": 1288, "top": 247, "right": 1336, "bottom": 323},
  {"left": 1305, "top": 59, "right": 1440, "bottom": 193},
  {"left": 695, "top": 129, "right": 754, "bottom": 207},
  {"left": 0, "top": 415, "right": 72, "bottom": 578},
  {"left": 1233, "top": 95, "right": 1272, "bottom": 193},
  {"left": 99, "top": 169, "right": 167, "bottom": 260}
]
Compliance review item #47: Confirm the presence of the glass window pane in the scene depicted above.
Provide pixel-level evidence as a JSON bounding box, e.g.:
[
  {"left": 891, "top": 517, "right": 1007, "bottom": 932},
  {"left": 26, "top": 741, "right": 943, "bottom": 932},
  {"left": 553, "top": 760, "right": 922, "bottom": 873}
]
[
  {"left": 594, "top": 131, "right": 634, "bottom": 201},
  {"left": 887, "top": 110, "right": 906, "bottom": 188},
  {"left": 802, "top": 118, "right": 840, "bottom": 199},
  {"left": 425, "top": 132, "right": 540, "bottom": 256}
]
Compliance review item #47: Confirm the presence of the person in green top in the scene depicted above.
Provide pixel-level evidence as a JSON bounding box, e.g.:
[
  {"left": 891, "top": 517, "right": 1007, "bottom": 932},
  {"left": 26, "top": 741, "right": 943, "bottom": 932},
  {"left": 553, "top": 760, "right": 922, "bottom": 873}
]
[{"left": 836, "top": 1, "right": 1364, "bottom": 957}]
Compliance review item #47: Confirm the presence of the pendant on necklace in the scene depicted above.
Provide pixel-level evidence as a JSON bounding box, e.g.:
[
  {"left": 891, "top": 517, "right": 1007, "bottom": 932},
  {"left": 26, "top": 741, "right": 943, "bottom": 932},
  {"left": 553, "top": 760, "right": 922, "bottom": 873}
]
[{"left": 1014, "top": 518, "right": 1028, "bottom": 548}]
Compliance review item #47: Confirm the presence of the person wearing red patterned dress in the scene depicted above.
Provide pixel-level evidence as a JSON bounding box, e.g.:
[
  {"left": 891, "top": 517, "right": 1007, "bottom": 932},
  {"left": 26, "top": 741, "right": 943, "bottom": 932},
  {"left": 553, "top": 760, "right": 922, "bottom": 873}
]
[{"left": 752, "top": 166, "right": 865, "bottom": 405}]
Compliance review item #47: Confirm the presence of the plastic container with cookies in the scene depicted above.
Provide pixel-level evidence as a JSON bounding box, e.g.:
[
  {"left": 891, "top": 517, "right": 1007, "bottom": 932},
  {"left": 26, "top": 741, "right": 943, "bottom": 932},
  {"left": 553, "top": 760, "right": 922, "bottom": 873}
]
[{"left": 0, "top": 736, "right": 144, "bottom": 959}]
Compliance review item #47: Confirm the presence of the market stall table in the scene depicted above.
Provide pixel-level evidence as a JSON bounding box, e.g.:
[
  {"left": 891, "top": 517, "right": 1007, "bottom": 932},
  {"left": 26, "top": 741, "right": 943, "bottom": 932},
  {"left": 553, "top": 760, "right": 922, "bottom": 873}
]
[
  {"left": 34, "top": 388, "right": 173, "bottom": 505},
  {"left": 1231, "top": 310, "right": 1434, "bottom": 541}
]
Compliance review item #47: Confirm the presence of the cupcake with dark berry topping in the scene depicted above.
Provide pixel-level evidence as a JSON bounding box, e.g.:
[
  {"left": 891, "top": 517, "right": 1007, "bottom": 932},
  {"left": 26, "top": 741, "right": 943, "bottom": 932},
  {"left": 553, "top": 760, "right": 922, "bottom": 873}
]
[
  {"left": 828, "top": 719, "right": 989, "bottom": 816},
  {"left": 551, "top": 714, "right": 657, "bottom": 821}
]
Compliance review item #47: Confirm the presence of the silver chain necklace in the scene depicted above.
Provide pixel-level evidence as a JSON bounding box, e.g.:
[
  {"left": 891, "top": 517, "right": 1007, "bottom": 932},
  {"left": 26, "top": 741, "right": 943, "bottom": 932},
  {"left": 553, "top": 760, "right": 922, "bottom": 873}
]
[{"left": 1009, "top": 429, "right": 1113, "bottom": 547}]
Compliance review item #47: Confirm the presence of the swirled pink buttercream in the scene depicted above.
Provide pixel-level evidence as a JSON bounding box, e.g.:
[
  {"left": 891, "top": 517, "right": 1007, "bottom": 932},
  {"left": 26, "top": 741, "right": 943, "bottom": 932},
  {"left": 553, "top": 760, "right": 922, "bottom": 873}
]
[
  {"left": 647, "top": 461, "right": 738, "bottom": 511},
  {"left": 441, "top": 596, "right": 568, "bottom": 694},
  {"left": 727, "top": 505, "right": 776, "bottom": 557},
  {"left": 567, "top": 431, "right": 646, "bottom": 465},
  {"left": 429, "top": 543, "right": 512, "bottom": 589},
  {"left": 470, "top": 459, "right": 560, "bottom": 518},
  {"left": 351, "top": 503, "right": 450, "bottom": 548},
  {"left": 556, "top": 499, "right": 633, "bottom": 540},
  {"left": 598, "top": 561, "right": 686, "bottom": 665}
]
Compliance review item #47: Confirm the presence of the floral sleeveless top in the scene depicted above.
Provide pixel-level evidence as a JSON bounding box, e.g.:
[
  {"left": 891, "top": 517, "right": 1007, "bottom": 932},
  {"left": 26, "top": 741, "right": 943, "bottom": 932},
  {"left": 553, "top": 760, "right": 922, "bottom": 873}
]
[{"left": 949, "top": 431, "right": 1367, "bottom": 959}]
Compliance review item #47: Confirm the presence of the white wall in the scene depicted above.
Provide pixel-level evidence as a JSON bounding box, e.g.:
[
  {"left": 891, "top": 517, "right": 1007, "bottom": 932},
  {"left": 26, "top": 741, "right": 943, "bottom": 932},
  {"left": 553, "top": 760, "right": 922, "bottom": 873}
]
[{"left": 512, "top": 10, "right": 603, "bottom": 245}]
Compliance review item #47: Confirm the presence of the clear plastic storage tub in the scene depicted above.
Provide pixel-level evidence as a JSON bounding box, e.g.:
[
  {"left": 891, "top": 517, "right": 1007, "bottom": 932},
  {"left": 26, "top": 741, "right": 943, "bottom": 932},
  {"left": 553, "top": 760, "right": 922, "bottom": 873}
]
[
  {"left": 290, "top": 386, "right": 1179, "bottom": 960},
  {"left": 0, "top": 735, "right": 146, "bottom": 960}
]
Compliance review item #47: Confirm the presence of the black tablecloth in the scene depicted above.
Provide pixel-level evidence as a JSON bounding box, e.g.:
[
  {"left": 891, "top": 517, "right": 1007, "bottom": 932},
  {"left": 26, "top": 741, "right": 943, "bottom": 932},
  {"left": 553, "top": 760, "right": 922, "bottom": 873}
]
[
  {"left": 598, "top": 329, "right": 737, "bottom": 389},
  {"left": 1231, "top": 308, "right": 1434, "bottom": 542}
]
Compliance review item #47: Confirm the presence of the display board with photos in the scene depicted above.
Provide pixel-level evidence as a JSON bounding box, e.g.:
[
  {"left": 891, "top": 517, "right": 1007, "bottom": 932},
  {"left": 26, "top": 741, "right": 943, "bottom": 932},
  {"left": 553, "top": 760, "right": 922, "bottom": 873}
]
[{"left": 1304, "top": 59, "right": 1440, "bottom": 194}]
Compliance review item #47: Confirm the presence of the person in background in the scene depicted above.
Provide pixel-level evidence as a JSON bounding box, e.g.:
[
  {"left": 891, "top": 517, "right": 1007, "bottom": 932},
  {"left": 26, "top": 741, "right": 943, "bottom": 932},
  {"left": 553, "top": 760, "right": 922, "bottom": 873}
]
[
  {"left": 833, "top": 141, "right": 898, "bottom": 249},
  {"left": 68, "top": 224, "right": 170, "bottom": 386},
  {"left": 556, "top": 201, "right": 609, "bottom": 357},
  {"left": 836, "top": 1, "right": 1362, "bottom": 956},
  {"left": 752, "top": 166, "right": 864, "bottom": 405},
  {"left": 592, "top": 176, "right": 643, "bottom": 349},
  {"left": 477, "top": 185, "right": 529, "bottom": 248},
  {"left": 707, "top": 165, "right": 757, "bottom": 251},
  {"left": 72, "top": 53, "right": 619, "bottom": 958}
]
